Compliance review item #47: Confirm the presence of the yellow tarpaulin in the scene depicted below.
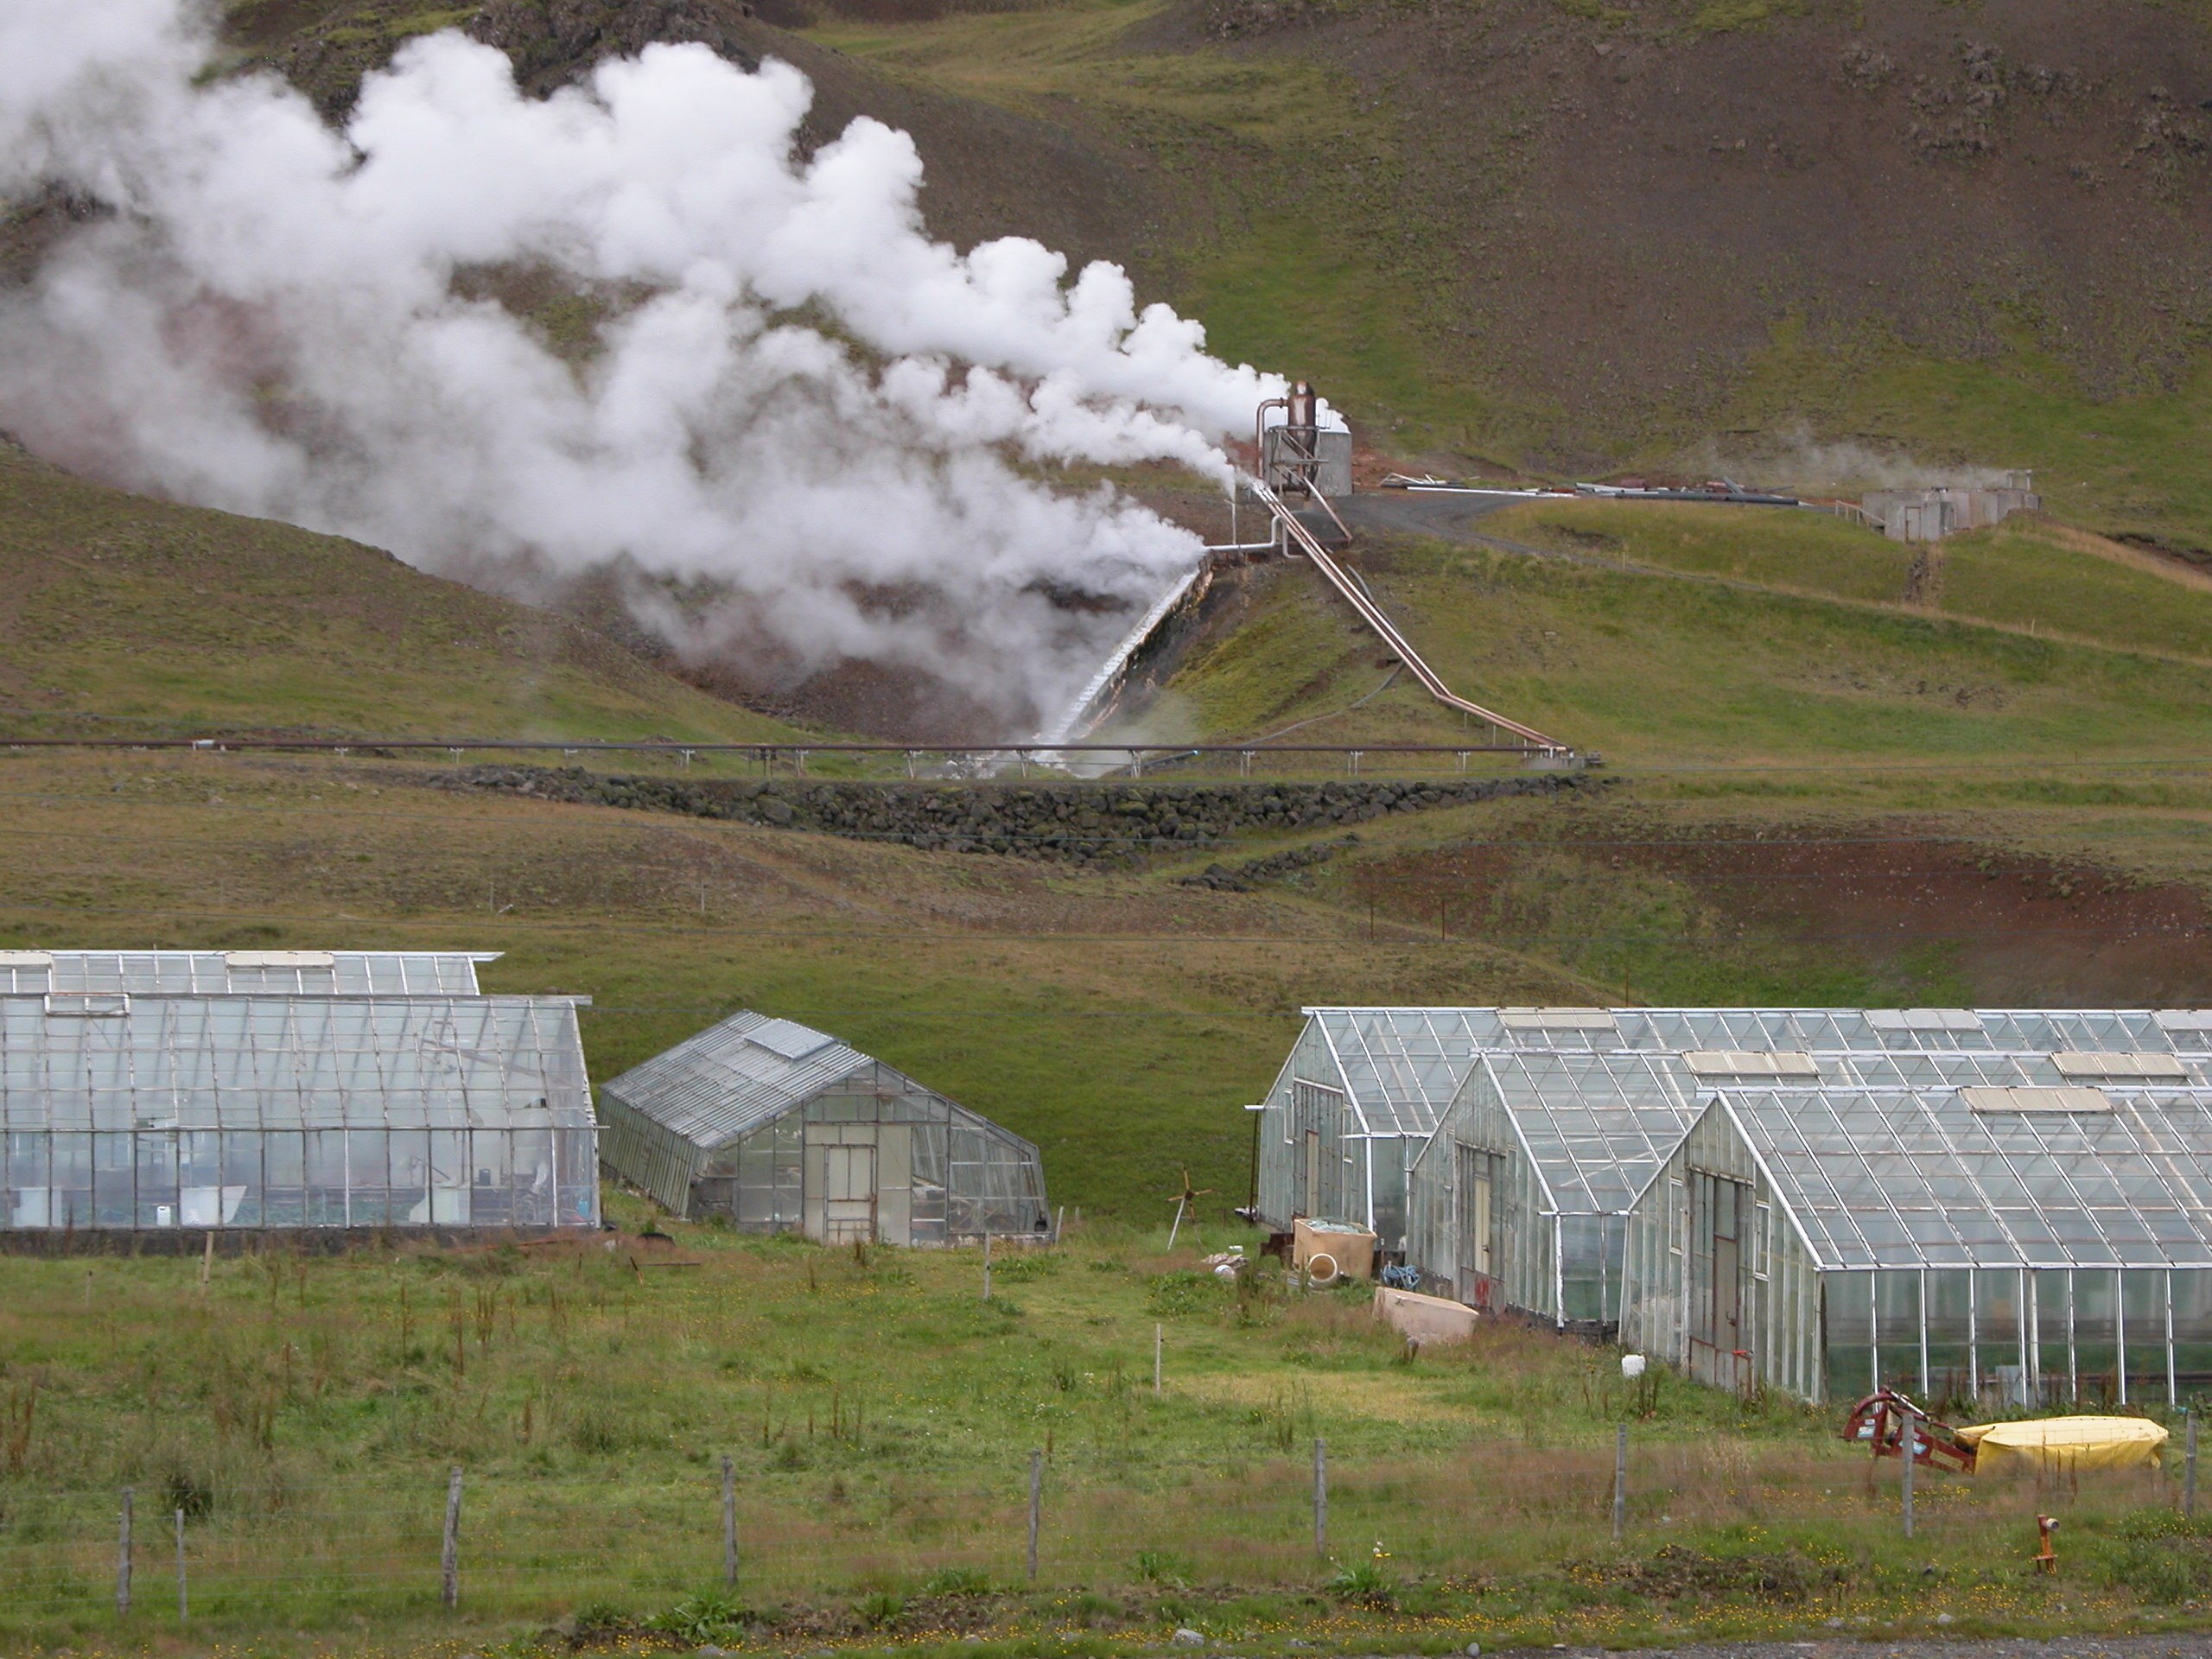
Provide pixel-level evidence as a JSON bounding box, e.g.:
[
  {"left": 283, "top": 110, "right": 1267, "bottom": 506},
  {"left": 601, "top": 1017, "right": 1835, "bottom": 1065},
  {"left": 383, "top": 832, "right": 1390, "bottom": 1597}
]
[{"left": 1955, "top": 1415, "right": 2168, "bottom": 1476}]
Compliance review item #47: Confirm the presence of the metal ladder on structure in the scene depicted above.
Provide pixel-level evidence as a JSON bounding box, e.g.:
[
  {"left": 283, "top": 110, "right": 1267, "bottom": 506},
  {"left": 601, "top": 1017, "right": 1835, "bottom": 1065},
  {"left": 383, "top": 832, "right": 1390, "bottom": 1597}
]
[{"left": 1246, "top": 476, "right": 1569, "bottom": 755}]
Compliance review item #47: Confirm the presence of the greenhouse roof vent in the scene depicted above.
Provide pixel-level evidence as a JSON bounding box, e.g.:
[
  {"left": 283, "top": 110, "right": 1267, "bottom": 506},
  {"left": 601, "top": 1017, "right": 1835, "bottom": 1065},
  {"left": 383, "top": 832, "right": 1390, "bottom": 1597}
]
[
  {"left": 1500, "top": 1007, "right": 1618, "bottom": 1032},
  {"left": 1962, "top": 1085, "right": 2111, "bottom": 1113},
  {"left": 43, "top": 992, "right": 130, "bottom": 1017},
  {"left": 1682, "top": 1050, "right": 1821, "bottom": 1078},
  {"left": 746, "top": 1017, "right": 839, "bottom": 1062},
  {"left": 1867, "top": 1008, "right": 1981, "bottom": 1032},
  {"left": 2052, "top": 1052, "right": 2189, "bottom": 1081}
]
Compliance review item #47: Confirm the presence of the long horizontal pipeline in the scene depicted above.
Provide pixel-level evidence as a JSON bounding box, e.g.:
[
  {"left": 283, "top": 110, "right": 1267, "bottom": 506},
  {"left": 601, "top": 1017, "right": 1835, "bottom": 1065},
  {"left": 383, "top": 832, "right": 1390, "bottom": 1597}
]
[{"left": 0, "top": 737, "right": 1552, "bottom": 755}]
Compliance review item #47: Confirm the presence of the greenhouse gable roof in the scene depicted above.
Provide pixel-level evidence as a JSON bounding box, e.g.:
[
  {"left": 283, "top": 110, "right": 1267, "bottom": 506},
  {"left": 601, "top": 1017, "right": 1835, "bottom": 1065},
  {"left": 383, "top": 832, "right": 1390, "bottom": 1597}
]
[
  {"left": 1469, "top": 1050, "right": 1707, "bottom": 1215},
  {"left": 1305, "top": 1009, "right": 1507, "bottom": 1136},
  {"left": 0, "top": 994, "right": 589, "bottom": 1132},
  {"left": 598, "top": 1010, "right": 873, "bottom": 1152},
  {"left": 1701, "top": 1084, "right": 2212, "bottom": 1272}
]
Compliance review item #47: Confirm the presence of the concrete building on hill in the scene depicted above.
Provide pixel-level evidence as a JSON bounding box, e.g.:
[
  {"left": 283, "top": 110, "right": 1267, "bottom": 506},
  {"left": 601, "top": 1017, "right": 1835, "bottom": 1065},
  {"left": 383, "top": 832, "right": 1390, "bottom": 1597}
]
[
  {"left": 597, "top": 1010, "right": 1048, "bottom": 1245},
  {"left": 0, "top": 951, "right": 599, "bottom": 1236},
  {"left": 1862, "top": 473, "right": 2039, "bottom": 542}
]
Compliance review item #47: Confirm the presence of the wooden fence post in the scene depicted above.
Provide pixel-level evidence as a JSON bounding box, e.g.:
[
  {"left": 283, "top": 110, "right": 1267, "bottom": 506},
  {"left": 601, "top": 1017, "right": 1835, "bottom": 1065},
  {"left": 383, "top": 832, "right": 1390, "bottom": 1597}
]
[
  {"left": 1027, "top": 1449, "right": 1043, "bottom": 1584},
  {"left": 722, "top": 1454, "right": 738, "bottom": 1588},
  {"left": 1313, "top": 1438, "right": 1327, "bottom": 1557},
  {"left": 441, "top": 1465, "right": 463, "bottom": 1610},
  {"left": 1612, "top": 1426, "right": 1628, "bottom": 1543},
  {"left": 175, "top": 1508, "right": 188, "bottom": 1622},
  {"left": 116, "top": 1487, "right": 132, "bottom": 1617},
  {"left": 1154, "top": 1323, "right": 1162, "bottom": 1397}
]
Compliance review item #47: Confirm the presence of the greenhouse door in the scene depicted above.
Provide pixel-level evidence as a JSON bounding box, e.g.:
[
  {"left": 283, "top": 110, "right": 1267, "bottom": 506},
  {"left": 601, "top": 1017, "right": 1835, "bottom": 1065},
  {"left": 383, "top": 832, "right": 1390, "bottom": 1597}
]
[
  {"left": 1689, "top": 1173, "right": 1754, "bottom": 1393},
  {"left": 1455, "top": 1144, "right": 1503, "bottom": 1310},
  {"left": 823, "top": 1146, "right": 876, "bottom": 1243}
]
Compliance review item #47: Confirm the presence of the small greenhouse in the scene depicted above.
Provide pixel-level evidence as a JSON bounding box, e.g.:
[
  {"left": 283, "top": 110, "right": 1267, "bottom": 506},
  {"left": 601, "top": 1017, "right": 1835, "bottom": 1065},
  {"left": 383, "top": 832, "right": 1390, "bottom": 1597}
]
[
  {"left": 597, "top": 1012, "right": 1048, "bottom": 1244},
  {"left": 0, "top": 993, "right": 598, "bottom": 1231},
  {"left": 1404, "top": 1048, "right": 1707, "bottom": 1327},
  {"left": 1618, "top": 1036, "right": 2212, "bottom": 1407}
]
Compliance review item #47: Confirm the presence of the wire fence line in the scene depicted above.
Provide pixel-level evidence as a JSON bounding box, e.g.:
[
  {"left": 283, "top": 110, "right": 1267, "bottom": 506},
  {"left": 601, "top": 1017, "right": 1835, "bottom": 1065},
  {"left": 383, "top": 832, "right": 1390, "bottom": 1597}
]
[{"left": 0, "top": 1437, "right": 2190, "bottom": 1626}]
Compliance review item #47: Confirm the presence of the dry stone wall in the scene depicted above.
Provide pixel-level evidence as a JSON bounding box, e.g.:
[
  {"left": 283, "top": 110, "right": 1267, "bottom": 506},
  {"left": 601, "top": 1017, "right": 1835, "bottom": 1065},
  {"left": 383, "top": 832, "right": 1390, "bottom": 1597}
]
[{"left": 442, "top": 766, "right": 1591, "bottom": 864}]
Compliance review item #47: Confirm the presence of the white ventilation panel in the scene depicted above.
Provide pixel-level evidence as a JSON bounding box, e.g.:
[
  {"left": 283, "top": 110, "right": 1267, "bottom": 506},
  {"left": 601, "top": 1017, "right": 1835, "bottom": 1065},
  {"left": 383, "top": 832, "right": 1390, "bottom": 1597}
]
[
  {"left": 45, "top": 992, "right": 130, "bottom": 1017},
  {"left": 747, "top": 1017, "right": 838, "bottom": 1062},
  {"left": 2052, "top": 1052, "right": 2188, "bottom": 1082},
  {"left": 1867, "top": 1009, "right": 1981, "bottom": 1032},
  {"left": 1963, "top": 1086, "right": 2111, "bottom": 1114},
  {"left": 1500, "top": 1007, "right": 1619, "bottom": 1032},
  {"left": 224, "top": 950, "right": 338, "bottom": 969},
  {"left": 0, "top": 950, "right": 54, "bottom": 967},
  {"left": 1682, "top": 1051, "right": 1821, "bottom": 1079}
]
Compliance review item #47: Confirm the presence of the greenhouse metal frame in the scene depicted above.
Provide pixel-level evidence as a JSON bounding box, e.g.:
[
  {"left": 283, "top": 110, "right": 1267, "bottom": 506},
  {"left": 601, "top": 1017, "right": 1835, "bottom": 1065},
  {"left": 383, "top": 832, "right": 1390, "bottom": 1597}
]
[
  {"left": 599, "top": 1011, "right": 1048, "bottom": 1244},
  {"left": 1618, "top": 1039, "right": 2212, "bottom": 1406},
  {"left": 1405, "top": 1047, "right": 1707, "bottom": 1325},
  {"left": 1, "top": 991, "right": 599, "bottom": 1232},
  {"left": 1254, "top": 1008, "right": 1530, "bottom": 1245}
]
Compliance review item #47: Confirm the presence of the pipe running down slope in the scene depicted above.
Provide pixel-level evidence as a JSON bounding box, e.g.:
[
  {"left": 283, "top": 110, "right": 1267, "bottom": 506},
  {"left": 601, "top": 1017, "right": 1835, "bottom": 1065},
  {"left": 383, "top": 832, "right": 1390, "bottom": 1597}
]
[{"left": 1247, "top": 478, "right": 1567, "bottom": 753}]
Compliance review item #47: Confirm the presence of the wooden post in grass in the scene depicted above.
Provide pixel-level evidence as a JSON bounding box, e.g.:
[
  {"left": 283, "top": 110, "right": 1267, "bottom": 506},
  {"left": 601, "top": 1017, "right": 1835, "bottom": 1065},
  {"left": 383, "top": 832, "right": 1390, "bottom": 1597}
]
[
  {"left": 1901, "top": 1419, "right": 1916, "bottom": 1539},
  {"left": 175, "top": 1509, "right": 187, "bottom": 1622},
  {"left": 1027, "top": 1449, "right": 1043, "bottom": 1584},
  {"left": 982, "top": 1232, "right": 992, "bottom": 1303},
  {"left": 2180, "top": 1408, "right": 2199, "bottom": 1514},
  {"left": 1612, "top": 1426, "right": 1628, "bottom": 1543},
  {"left": 1313, "top": 1438, "right": 1328, "bottom": 1557},
  {"left": 1153, "top": 1323, "right": 1162, "bottom": 1397},
  {"left": 116, "top": 1487, "right": 132, "bottom": 1617},
  {"left": 722, "top": 1454, "right": 738, "bottom": 1589},
  {"left": 441, "top": 1465, "right": 463, "bottom": 1610}
]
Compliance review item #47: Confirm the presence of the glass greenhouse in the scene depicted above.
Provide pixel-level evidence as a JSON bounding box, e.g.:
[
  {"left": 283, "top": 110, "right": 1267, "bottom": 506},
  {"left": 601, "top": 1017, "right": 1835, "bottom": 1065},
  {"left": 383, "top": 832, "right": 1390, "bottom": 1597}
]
[
  {"left": 1255, "top": 1009, "right": 1509, "bottom": 1244},
  {"left": 598, "top": 1012, "right": 1049, "bottom": 1244},
  {"left": 1404, "top": 1048, "right": 1705, "bottom": 1326},
  {"left": 1, "top": 992, "right": 598, "bottom": 1231},
  {"left": 1618, "top": 1033, "right": 2212, "bottom": 1406}
]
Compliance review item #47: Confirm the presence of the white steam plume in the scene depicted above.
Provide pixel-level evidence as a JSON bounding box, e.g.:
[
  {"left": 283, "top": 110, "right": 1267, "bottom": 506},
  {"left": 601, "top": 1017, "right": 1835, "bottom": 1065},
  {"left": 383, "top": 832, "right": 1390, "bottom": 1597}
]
[{"left": 0, "top": 1, "right": 1285, "bottom": 728}]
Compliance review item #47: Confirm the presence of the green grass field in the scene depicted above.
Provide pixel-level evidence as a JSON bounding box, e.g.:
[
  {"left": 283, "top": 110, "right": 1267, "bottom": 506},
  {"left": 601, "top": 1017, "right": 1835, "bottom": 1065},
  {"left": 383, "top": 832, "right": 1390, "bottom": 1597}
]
[{"left": 1, "top": 1225, "right": 2206, "bottom": 1657}]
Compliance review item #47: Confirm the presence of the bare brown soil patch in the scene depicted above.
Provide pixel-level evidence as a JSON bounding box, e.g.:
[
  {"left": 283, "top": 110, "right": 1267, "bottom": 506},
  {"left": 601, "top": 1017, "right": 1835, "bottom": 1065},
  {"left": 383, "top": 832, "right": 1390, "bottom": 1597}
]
[{"left": 1351, "top": 814, "right": 2212, "bottom": 1007}]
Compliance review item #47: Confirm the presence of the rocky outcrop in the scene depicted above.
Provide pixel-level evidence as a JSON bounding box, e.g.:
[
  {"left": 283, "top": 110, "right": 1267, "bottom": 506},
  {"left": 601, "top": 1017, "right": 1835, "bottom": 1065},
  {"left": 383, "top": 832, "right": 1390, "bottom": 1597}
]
[{"left": 438, "top": 766, "right": 1591, "bottom": 864}]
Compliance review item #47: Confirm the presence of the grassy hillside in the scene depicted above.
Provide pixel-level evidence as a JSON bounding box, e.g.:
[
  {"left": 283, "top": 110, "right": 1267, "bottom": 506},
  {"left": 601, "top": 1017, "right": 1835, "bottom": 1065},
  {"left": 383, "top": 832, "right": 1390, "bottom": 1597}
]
[
  {"left": 1163, "top": 500, "right": 2212, "bottom": 767},
  {"left": 0, "top": 442, "right": 816, "bottom": 743}
]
